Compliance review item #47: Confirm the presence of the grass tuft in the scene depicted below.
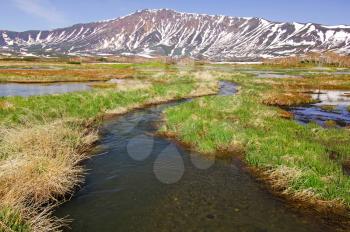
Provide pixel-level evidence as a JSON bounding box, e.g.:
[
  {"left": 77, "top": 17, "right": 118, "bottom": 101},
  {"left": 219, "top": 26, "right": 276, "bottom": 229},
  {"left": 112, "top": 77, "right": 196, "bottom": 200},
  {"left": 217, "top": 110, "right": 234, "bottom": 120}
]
[
  {"left": 262, "top": 92, "right": 317, "bottom": 106},
  {"left": 88, "top": 83, "right": 118, "bottom": 89},
  {"left": 0, "top": 206, "right": 31, "bottom": 232},
  {"left": 324, "top": 120, "right": 338, "bottom": 128},
  {"left": 320, "top": 105, "right": 337, "bottom": 112}
]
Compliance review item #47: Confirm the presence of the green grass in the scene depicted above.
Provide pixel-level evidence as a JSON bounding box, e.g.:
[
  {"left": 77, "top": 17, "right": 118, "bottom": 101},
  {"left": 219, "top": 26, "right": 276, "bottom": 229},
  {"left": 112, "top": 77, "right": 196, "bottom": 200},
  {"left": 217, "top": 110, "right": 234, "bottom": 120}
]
[
  {"left": 161, "top": 75, "right": 350, "bottom": 206},
  {"left": 0, "top": 72, "right": 215, "bottom": 231},
  {"left": 66, "top": 61, "right": 81, "bottom": 65},
  {"left": 0, "top": 207, "right": 31, "bottom": 232},
  {"left": 0, "top": 76, "right": 197, "bottom": 125},
  {"left": 1, "top": 62, "right": 350, "bottom": 229},
  {"left": 320, "top": 105, "right": 337, "bottom": 112}
]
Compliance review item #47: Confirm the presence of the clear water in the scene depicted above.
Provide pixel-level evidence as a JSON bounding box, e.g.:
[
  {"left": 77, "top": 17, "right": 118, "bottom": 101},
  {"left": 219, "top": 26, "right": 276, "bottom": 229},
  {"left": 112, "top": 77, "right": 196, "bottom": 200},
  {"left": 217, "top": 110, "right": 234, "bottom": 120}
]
[
  {"left": 55, "top": 82, "right": 333, "bottom": 232},
  {"left": 291, "top": 105, "right": 350, "bottom": 127},
  {"left": 311, "top": 90, "right": 350, "bottom": 106},
  {"left": 290, "top": 90, "right": 350, "bottom": 127},
  {"left": 0, "top": 82, "right": 92, "bottom": 97}
]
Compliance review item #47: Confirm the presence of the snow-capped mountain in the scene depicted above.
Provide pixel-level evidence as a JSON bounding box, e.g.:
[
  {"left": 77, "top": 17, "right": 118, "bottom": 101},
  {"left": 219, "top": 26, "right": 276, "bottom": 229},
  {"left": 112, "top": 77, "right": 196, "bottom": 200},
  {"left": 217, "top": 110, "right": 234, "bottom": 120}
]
[{"left": 1, "top": 9, "right": 350, "bottom": 60}]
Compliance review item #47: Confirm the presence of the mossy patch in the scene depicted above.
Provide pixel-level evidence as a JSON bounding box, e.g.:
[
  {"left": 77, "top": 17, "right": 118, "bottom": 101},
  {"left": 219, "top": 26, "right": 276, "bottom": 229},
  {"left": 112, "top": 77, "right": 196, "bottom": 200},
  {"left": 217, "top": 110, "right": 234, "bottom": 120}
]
[
  {"left": 320, "top": 105, "right": 337, "bottom": 112},
  {"left": 324, "top": 120, "right": 338, "bottom": 128}
]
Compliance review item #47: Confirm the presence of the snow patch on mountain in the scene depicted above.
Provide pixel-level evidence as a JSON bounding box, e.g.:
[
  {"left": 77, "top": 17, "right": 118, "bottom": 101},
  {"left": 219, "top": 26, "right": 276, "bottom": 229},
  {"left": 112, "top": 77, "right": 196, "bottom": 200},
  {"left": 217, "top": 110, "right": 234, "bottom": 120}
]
[{"left": 1, "top": 9, "right": 349, "bottom": 60}]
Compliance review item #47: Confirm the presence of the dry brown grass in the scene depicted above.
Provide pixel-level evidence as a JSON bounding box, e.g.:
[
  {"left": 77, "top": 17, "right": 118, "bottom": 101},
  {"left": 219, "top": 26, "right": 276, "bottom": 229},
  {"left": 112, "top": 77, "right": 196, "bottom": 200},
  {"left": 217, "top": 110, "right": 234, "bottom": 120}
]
[
  {"left": 114, "top": 79, "right": 152, "bottom": 92},
  {"left": 262, "top": 91, "right": 316, "bottom": 106},
  {"left": 0, "top": 71, "right": 218, "bottom": 230},
  {"left": 0, "top": 120, "right": 98, "bottom": 231},
  {"left": 0, "top": 69, "right": 134, "bottom": 83},
  {"left": 277, "top": 109, "right": 294, "bottom": 119},
  {"left": 257, "top": 74, "right": 350, "bottom": 91},
  {"left": 279, "top": 79, "right": 350, "bottom": 91},
  {"left": 189, "top": 80, "right": 218, "bottom": 97},
  {"left": 0, "top": 100, "right": 14, "bottom": 110},
  {"left": 258, "top": 166, "right": 346, "bottom": 211},
  {"left": 193, "top": 71, "right": 217, "bottom": 81},
  {"left": 263, "top": 52, "right": 350, "bottom": 67},
  {"left": 88, "top": 79, "right": 152, "bottom": 94},
  {"left": 253, "top": 166, "right": 350, "bottom": 230},
  {"left": 88, "top": 83, "right": 118, "bottom": 89},
  {"left": 105, "top": 77, "right": 219, "bottom": 117},
  {"left": 216, "top": 141, "right": 245, "bottom": 159}
]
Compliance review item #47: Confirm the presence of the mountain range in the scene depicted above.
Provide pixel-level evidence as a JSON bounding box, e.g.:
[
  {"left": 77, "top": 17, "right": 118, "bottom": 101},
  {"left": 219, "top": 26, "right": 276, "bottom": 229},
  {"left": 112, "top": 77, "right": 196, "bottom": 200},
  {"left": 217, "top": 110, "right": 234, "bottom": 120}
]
[{"left": 1, "top": 9, "right": 350, "bottom": 61}]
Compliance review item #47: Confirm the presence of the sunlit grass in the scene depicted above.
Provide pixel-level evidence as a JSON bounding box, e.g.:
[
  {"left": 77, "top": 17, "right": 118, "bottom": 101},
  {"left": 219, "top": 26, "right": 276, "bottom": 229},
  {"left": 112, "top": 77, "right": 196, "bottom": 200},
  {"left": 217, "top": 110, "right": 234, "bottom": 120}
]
[
  {"left": 161, "top": 74, "right": 350, "bottom": 209},
  {"left": 0, "top": 70, "right": 218, "bottom": 231},
  {"left": 2, "top": 59, "right": 350, "bottom": 229},
  {"left": 0, "top": 76, "right": 198, "bottom": 125}
]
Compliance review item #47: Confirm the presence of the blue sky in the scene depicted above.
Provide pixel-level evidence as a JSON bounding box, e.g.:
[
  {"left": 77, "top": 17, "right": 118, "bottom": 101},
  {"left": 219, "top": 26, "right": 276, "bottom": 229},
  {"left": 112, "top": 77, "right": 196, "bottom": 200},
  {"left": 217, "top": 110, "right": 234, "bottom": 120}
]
[{"left": 2, "top": 0, "right": 349, "bottom": 31}]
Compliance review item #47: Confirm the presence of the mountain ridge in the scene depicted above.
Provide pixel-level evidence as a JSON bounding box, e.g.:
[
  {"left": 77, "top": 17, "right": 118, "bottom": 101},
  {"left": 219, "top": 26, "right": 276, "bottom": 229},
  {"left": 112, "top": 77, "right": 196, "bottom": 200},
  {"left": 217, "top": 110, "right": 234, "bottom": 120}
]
[
  {"left": 1, "top": 9, "right": 350, "bottom": 61},
  {"left": 3, "top": 9, "right": 350, "bottom": 32}
]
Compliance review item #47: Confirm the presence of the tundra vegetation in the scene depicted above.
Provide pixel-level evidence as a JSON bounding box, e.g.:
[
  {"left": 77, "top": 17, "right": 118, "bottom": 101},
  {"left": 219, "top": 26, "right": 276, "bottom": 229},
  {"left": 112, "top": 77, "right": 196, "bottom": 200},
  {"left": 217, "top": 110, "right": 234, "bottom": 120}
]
[
  {"left": 0, "top": 58, "right": 350, "bottom": 231},
  {"left": 161, "top": 72, "right": 350, "bottom": 220},
  {"left": 0, "top": 60, "right": 218, "bottom": 231}
]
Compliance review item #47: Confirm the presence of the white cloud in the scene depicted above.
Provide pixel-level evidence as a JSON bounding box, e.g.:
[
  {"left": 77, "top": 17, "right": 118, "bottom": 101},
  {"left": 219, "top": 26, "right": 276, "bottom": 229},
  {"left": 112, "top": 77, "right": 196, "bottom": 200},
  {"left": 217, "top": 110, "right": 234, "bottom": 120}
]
[{"left": 12, "top": 0, "right": 67, "bottom": 26}]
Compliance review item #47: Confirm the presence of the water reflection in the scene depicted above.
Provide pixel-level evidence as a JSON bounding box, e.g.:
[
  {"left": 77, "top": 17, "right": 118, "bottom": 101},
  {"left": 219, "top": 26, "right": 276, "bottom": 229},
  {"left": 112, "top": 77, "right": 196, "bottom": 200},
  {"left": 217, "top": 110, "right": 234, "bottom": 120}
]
[
  {"left": 0, "top": 82, "right": 93, "bottom": 97},
  {"left": 311, "top": 90, "right": 350, "bottom": 106},
  {"left": 290, "top": 90, "right": 350, "bottom": 127}
]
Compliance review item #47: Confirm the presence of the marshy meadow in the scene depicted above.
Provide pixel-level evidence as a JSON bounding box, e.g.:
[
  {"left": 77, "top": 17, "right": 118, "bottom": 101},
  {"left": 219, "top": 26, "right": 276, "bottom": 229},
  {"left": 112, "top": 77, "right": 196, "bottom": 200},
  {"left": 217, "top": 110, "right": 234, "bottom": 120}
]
[{"left": 0, "top": 56, "right": 350, "bottom": 231}]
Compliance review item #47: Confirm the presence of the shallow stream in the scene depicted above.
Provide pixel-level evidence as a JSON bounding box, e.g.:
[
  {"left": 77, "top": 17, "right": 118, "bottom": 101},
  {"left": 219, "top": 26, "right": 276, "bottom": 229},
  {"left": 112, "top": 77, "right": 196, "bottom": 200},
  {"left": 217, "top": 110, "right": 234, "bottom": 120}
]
[{"left": 55, "top": 81, "right": 332, "bottom": 232}]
